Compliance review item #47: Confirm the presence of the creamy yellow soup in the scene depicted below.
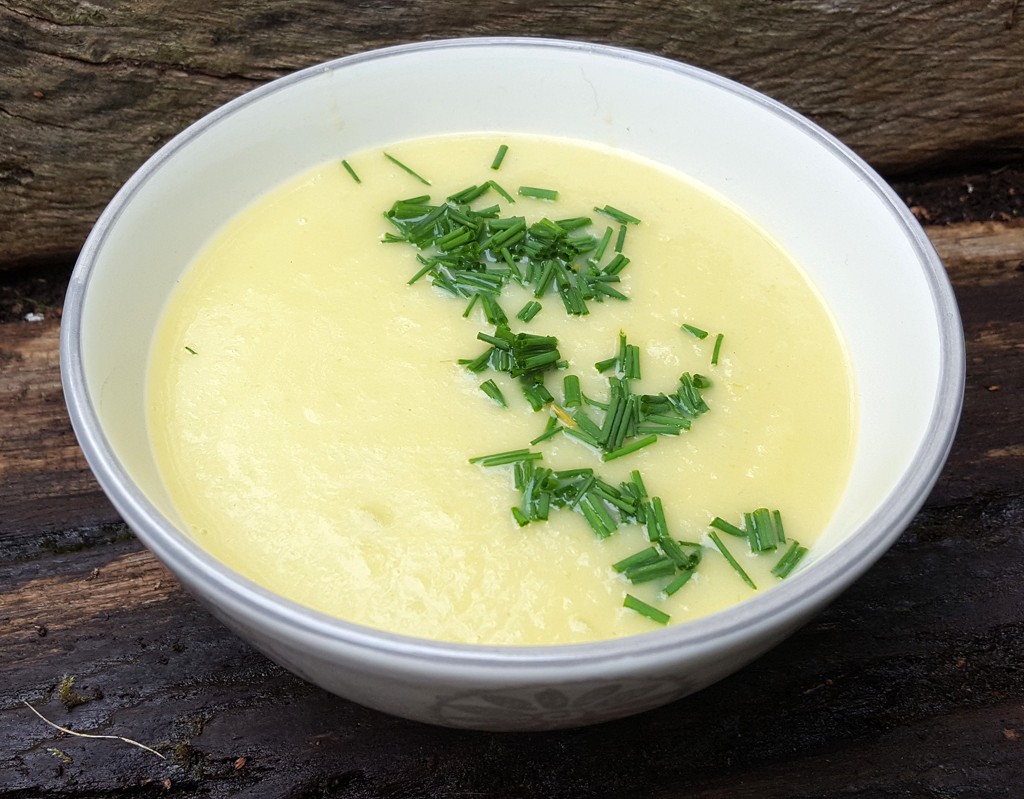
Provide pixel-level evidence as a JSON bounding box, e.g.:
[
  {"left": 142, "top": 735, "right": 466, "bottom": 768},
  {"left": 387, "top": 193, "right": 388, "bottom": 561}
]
[{"left": 147, "top": 134, "right": 856, "bottom": 644}]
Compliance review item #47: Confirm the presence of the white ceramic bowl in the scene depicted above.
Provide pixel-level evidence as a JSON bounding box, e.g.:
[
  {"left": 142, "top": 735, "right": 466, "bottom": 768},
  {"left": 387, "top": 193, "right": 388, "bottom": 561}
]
[{"left": 60, "top": 38, "right": 964, "bottom": 731}]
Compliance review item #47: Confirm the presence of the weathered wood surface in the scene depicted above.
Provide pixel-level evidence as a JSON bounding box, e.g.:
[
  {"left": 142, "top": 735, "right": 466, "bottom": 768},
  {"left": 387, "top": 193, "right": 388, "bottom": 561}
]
[
  {"left": 2, "top": 1, "right": 1024, "bottom": 269},
  {"left": 3, "top": 2, "right": 1024, "bottom": 794},
  {"left": 2, "top": 215, "right": 1022, "bottom": 797}
]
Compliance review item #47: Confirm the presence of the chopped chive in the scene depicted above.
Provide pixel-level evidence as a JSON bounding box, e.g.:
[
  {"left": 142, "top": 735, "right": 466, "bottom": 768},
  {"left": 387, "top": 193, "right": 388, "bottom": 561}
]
[
  {"left": 708, "top": 531, "right": 757, "bottom": 590},
  {"left": 630, "top": 470, "right": 648, "bottom": 499},
  {"left": 602, "top": 434, "right": 658, "bottom": 462},
  {"left": 615, "top": 224, "right": 627, "bottom": 253},
  {"left": 624, "top": 594, "right": 670, "bottom": 625},
  {"left": 658, "top": 534, "right": 698, "bottom": 570},
  {"left": 663, "top": 568, "right": 696, "bottom": 596},
  {"left": 459, "top": 347, "right": 494, "bottom": 372},
  {"left": 602, "top": 253, "right": 630, "bottom": 275},
  {"left": 469, "top": 449, "right": 543, "bottom": 467},
  {"left": 571, "top": 409, "right": 604, "bottom": 440},
  {"left": 479, "top": 294, "right": 507, "bottom": 325},
  {"left": 681, "top": 323, "right": 709, "bottom": 340},
  {"left": 383, "top": 152, "right": 431, "bottom": 185},
  {"left": 595, "top": 226, "right": 614, "bottom": 260},
  {"left": 491, "top": 144, "right": 509, "bottom": 170},
  {"left": 612, "top": 547, "right": 662, "bottom": 574},
  {"left": 710, "top": 516, "right": 747, "bottom": 538},
  {"left": 446, "top": 183, "right": 483, "bottom": 203},
  {"left": 518, "top": 186, "right": 559, "bottom": 201},
  {"left": 595, "top": 204, "right": 642, "bottom": 225},
  {"left": 406, "top": 260, "right": 435, "bottom": 285},
  {"left": 556, "top": 216, "right": 592, "bottom": 231},
  {"left": 436, "top": 226, "right": 474, "bottom": 250},
  {"left": 522, "top": 381, "right": 552, "bottom": 411},
  {"left": 711, "top": 333, "right": 724, "bottom": 365},
  {"left": 184, "top": 345, "right": 197, "bottom": 355},
  {"left": 477, "top": 331, "right": 511, "bottom": 350},
  {"left": 580, "top": 499, "right": 614, "bottom": 538},
  {"left": 649, "top": 496, "right": 669, "bottom": 541},
  {"left": 341, "top": 159, "right": 361, "bottom": 184},
  {"left": 479, "top": 379, "right": 507, "bottom": 407},
  {"left": 516, "top": 300, "right": 542, "bottom": 322},
  {"left": 530, "top": 416, "right": 562, "bottom": 445},
  {"left": 511, "top": 506, "right": 530, "bottom": 527},
  {"left": 520, "top": 350, "right": 561, "bottom": 371},
  {"left": 625, "top": 559, "right": 677, "bottom": 584},
  {"left": 749, "top": 507, "right": 777, "bottom": 552},
  {"left": 487, "top": 180, "right": 515, "bottom": 203},
  {"left": 585, "top": 494, "right": 619, "bottom": 534},
  {"left": 590, "top": 482, "right": 636, "bottom": 515},
  {"left": 562, "top": 374, "right": 582, "bottom": 408},
  {"left": 625, "top": 343, "right": 641, "bottom": 380},
  {"left": 772, "top": 541, "right": 808, "bottom": 578},
  {"left": 773, "top": 509, "right": 786, "bottom": 544}
]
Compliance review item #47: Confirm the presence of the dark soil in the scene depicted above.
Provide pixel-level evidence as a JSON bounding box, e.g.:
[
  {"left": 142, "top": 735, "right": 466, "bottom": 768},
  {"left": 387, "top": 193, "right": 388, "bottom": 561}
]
[
  {"left": 891, "top": 165, "right": 1024, "bottom": 226},
  {"left": 0, "top": 259, "right": 72, "bottom": 324}
]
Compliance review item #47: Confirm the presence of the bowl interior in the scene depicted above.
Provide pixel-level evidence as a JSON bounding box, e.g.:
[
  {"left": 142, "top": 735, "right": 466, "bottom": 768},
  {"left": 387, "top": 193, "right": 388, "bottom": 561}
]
[{"left": 67, "top": 39, "right": 960, "bottom": 628}]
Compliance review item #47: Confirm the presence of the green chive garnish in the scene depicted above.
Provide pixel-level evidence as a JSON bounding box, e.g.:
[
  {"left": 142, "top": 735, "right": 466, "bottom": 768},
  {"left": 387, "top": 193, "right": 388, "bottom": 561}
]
[
  {"left": 659, "top": 534, "right": 699, "bottom": 570},
  {"left": 772, "top": 541, "right": 808, "bottom": 578},
  {"left": 562, "top": 374, "right": 582, "bottom": 408},
  {"left": 625, "top": 559, "right": 677, "bottom": 584},
  {"left": 530, "top": 416, "right": 562, "bottom": 445},
  {"left": 630, "top": 470, "right": 648, "bottom": 499},
  {"left": 595, "top": 226, "right": 613, "bottom": 260},
  {"left": 615, "top": 224, "right": 627, "bottom": 253},
  {"left": 184, "top": 345, "right": 197, "bottom": 355},
  {"left": 709, "top": 516, "right": 746, "bottom": 537},
  {"left": 377, "top": 149, "right": 780, "bottom": 609},
  {"left": 748, "top": 507, "right": 778, "bottom": 552},
  {"left": 383, "top": 152, "right": 431, "bottom": 185},
  {"left": 519, "top": 186, "right": 559, "bottom": 201},
  {"left": 595, "top": 204, "right": 641, "bottom": 225},
  {"left": 663, "top": 568, "right": 695, "bottom": 596},
  {"left": 491, "top": 144, "right": 509, "bottom": 170},
  {"left": 517, "top": 300, "right": 542, "bottom": 322},
  {"left": 341, "top": 159, "right": 361, "bottom": 184},
  {"left": 612, "top": 547, "right": 662, "bottom": 573},
  {"left": 708, "top": 531, "right": 757, "bottom": 590},
  {"left": 602, "top": 434, "right": 658, "bottom": 462},
  {"left": 773, "top": 509, "right": 786, "bottom": 544},
  {"left": 479, "top": 379, "right": 507, "bottom": 407},
  {"left": 623, "top": 594, "right": 670, "bottom": 625},
  {"left": 712, "top": 333, "right": 724, "bottom": 365},
  {"left": 487, "top": 180, "right": 515, "bottom": 203},
  {"left": 469, "top": 449, "right": 543, "bottom": 467}
]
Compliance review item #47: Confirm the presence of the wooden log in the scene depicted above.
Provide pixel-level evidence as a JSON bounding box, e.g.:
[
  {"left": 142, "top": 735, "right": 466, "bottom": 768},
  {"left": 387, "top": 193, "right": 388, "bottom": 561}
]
[{"left": 2, "top": 0, "right": 1023, "bottom": 270}]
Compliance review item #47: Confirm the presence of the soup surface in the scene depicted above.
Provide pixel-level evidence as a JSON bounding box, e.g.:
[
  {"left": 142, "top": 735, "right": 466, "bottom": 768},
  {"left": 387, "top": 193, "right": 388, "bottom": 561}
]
[{"left": 148, "top": 133, "right": 856, "bottom": 644}]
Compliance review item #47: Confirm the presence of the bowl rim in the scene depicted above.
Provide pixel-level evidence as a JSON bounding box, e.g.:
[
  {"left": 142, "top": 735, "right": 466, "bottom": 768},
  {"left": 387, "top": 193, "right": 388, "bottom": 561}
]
[{"left": 60, "top": 36, "right": 966, "bottom": 668}]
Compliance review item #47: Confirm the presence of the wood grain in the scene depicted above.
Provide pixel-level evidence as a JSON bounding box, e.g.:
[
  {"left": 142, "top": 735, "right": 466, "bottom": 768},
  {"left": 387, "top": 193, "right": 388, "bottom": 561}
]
[
  {"left": 2, "top": 0, "right": 1023, "bottom": 269},
  {"left": 1, "top": 219, "right": 1022, "bottom": 796}
]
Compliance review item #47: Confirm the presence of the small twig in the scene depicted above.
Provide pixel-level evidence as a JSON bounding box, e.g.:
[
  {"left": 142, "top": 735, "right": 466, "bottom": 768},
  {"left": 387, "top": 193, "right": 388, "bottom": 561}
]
[{"left": 23, "top": 701, "right": 166, "bottom": 760}]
